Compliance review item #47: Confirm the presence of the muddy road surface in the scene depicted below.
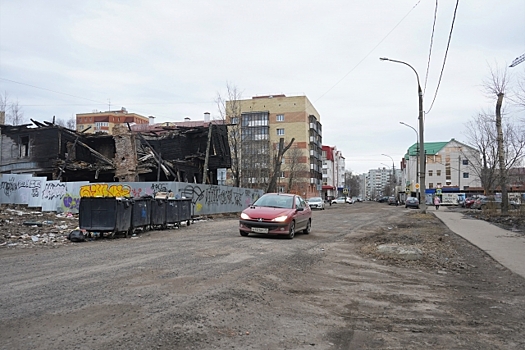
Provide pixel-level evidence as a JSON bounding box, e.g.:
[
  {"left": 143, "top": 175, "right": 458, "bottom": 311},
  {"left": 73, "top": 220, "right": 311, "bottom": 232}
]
[{"left": 1, "top": 202, "right": 525, "bottom": 349}]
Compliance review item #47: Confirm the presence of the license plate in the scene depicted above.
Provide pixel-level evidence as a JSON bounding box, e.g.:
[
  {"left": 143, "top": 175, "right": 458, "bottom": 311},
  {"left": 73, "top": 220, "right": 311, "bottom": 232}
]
[{"left": 252, "top": 227, "right": 268, "bottom": 234}]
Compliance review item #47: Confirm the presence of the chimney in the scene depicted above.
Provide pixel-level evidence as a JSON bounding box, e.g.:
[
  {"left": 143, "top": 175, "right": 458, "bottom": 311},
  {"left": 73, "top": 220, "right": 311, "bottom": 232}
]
[
  {"left": 148, "top": 116, "right": 155, "bottom": 125},
  {"left": 204, "top": 112, "right": 210, "bottom": 122}
]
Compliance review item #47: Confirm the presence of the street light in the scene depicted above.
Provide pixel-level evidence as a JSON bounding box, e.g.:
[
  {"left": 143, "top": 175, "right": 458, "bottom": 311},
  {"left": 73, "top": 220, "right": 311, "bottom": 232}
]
[
  {"left": 382, "top": 154, "right": 396, "bottom": 195},
  {"left": 400, "top": 121, "right": 419, "bottom": 200},
  {"left": 380, "top": 57, "right": 426, "bottom": 213}
]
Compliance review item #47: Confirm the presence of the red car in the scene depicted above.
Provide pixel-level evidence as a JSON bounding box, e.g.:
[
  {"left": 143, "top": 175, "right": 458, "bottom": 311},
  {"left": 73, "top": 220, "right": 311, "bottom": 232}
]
[
  {"left": 239, "top": 193, "right": 312, "bottom": 239},
  {"left": 464, "top": 196, "right": 478, "bottom": 209}
]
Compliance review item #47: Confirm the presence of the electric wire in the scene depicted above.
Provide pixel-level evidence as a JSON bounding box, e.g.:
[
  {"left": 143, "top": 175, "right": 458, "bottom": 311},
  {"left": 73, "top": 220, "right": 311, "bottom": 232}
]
[
  {"left": 0, "top": 77, "right": 106, "bottom": 105},
  {"left": 315, "top": 0, "right": 422, "bottom": 102},
  {"left": 423, "top": 0, "right": 438, "bottom": 95},
  {"left": 425, "top": 0, "right": 460, "bottom": 114}
]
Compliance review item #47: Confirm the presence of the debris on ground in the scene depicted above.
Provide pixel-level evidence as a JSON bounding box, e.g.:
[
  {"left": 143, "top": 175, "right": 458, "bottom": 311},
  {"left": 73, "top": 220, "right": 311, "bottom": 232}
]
[{"left": 0, "top": 204, "right": 79, "bottom": 248}]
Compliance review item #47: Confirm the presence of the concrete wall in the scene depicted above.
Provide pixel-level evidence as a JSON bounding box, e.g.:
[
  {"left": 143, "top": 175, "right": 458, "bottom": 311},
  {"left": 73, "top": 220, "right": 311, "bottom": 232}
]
[{"left": 0, "top": 174, "right": 264, "bottom": 215}]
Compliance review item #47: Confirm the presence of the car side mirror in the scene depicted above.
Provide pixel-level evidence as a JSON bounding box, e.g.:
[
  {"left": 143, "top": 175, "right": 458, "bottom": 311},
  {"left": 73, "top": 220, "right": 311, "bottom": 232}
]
[{"left": 296, "top": 207, "right": 304, "bottom": 212}]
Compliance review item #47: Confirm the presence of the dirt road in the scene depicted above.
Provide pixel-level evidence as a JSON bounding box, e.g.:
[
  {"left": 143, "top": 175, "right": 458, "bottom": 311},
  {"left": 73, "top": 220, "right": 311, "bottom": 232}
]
[{"left": 1, "top": 202, "right": 524, "bottom": 349}]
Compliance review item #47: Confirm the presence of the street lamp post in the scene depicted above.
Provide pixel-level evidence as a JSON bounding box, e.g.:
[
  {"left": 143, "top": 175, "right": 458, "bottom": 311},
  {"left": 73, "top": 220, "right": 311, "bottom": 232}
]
[
  {"left": 380, "top": 57, "right": 426, "bottom": 213},
  {"left": 381, "top": 154, "right": 396, "bottom": 196},
  {"left": 400, "top": 121, "right": 419, "bottom": 200}
]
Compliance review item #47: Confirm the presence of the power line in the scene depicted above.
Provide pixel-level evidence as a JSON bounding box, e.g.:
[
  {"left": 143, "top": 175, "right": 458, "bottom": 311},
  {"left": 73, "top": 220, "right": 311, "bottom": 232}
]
[
  {"left": 425, "top": 0, "right": 460, "bottom": 114},
  {"left": 0, "top": 77, "right": 106, "bottom": 104},
  {"left": 315, "top": 0, "right": 423, "bottom": 102},
  {"left": 423, "top": 0, "right": 438, "bottom": 95}
]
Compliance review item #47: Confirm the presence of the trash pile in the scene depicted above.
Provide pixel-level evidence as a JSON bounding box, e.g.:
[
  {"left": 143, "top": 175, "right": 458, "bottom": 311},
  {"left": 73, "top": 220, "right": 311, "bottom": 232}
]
[{"left": 0, "top": 205, "right": 80, "bottom": 249}]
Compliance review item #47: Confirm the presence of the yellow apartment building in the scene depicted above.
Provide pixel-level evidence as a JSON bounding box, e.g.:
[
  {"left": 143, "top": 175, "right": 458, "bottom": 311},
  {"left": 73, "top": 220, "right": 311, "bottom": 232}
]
[{"left": 229, "top": 94, "right": 323, "bottom": 198}]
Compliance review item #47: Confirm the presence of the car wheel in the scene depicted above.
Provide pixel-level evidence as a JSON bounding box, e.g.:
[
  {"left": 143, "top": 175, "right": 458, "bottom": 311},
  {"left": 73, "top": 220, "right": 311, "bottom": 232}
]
[
  {"left": 303, "top": 219, "right": 311, "bottom": 235},
  {"left": 240, "top": 230, "right": 249, "bottom": 237},
  {"left": 287, "top": 221, "right": 295, "bottom": 239}
]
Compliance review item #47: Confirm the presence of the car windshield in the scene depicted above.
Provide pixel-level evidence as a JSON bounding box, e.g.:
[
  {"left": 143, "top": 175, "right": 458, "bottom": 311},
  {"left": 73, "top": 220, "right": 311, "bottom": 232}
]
[
  {"left": 253, "top": 195, "right": 293, "bottom": 209},
  {"left": 308, "top": 197, "right": 322, "bottom": 202}
]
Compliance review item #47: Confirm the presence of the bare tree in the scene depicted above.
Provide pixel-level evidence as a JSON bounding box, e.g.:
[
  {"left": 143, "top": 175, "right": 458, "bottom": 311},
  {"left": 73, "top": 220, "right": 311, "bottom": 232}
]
[
  {"left": 484, "top": 65, "right": 511, "bottom": 212},
  {"left": 66, "top": 117, "right": 76, "bottom": 130},
  {"left": 285, "top": 146, "right": 309, "bottom": 194},
  {"left": 0, "top": 92, "right": 25, "bottom": 125},
  {"left": 266, "top": 138, "right": 294, "bottom": 193},
  {"left": 8, "top": 99, "right": 24, "bottom": 125},
  {"left": 344, "top": 171, "right": 361, "bottom": 197},
  {"left": 216, "top": 83, "right": 243, "bottom": 187}
]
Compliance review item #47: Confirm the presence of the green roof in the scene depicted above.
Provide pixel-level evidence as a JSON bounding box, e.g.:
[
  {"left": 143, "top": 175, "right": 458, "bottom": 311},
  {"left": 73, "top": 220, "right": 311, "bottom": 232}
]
[{"left": 404, "top": 141, "right": 448, "bottom": 159}]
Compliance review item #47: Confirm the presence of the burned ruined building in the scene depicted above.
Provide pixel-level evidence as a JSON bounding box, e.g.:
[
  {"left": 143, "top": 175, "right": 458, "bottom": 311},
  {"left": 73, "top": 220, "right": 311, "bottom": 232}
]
[{"left": 0, "top": 120, "right": 231, "bottom": 184}]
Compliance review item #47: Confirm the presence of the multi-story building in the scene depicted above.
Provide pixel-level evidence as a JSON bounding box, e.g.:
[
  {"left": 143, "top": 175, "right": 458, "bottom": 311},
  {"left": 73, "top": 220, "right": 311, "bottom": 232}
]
[
  {"left": 321, "top": 145, "right": 345, "bottom": 199},
  {"left": 231, "top": 94, "right": 322, "bottom": 198},
  {"left": 365, "top": 167, "right": 395, "bottom": 199},
  {"left": 76, "top": 107, "right": 150, "bottom": 135},
  {"left": 401, "top": 138, "right": 481, "bottom": 198}
]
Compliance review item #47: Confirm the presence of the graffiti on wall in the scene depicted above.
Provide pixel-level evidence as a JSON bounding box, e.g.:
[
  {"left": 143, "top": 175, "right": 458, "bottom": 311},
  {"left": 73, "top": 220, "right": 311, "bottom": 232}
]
[
  {"left": 180, "top": 184, "right": 262, "bottom": 213},
  {"left": 1, "top": 174, "right": 264, "bottom": 215},
  {"left": 42, "top": 182, "right": 67, "bottom": 200},
  {"left": 0, "top": 176, "right": 18, "bottom": 197},
  {"left": 62, "top": 193, "right": 81, "bottom": 212},
  {"left": 80, "top": 183, "right": 131, "bottom": 198}
]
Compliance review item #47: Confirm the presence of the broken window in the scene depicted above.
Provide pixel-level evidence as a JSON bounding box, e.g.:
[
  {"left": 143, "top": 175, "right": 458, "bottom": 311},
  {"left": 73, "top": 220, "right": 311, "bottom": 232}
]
[{"left": 19, "top": 136, "right": 30, "bottom": 158}]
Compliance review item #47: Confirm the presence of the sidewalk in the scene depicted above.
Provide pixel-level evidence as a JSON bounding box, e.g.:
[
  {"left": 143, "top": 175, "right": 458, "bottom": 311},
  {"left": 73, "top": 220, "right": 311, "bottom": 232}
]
[{"left": 431, "top": 207, "right": 525, "bottom": 279}]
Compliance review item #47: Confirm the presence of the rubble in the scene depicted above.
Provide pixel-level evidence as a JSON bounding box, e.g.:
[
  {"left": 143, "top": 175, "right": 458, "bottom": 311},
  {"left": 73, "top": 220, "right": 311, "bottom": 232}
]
[{"left": 0, "top": 205, "right": 79, "bottom": 248}]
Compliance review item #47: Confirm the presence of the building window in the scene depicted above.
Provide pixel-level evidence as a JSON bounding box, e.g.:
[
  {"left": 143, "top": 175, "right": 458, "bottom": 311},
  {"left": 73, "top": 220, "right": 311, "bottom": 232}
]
[
  {"left": 19, "top": 136, "right": 30, "bottom": 158},
  {"left": 436, "top": 170, "right": 441, "bottom": 176},
  {"left": 437, "top": 183, "right": 442, "bottom": 188},
  {"left": 429, "top": 183, "right": 434, "bottom": 189},
  {"left": 277, "top": 128, "right": 285, "bottom": 136},
  {"left": 278, "top": 186, "right": 285, "bottom": 193},
  {"left": 462, "top": 159, "right": 469, "bottom": 165},
  {"left": 276, "top": 114, "right": 284, "bottom": 122},
  {"left": 280, "top": 171, "right": 285, "bottom": 178},
  {"left": 463, "top": 172, "right": 469, "bottom": 178},
  {"left": 428, "top": 170, "right": 433, "bottom": 176},
  {"left": 231, "top": 117, "right": 239, "bottom": 125}
]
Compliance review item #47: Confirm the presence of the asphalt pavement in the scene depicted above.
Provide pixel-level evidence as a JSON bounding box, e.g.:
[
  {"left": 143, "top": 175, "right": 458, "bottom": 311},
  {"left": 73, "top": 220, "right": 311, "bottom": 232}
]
[{"left": 432, "top": 207, "right": 525, "bottom": 279}]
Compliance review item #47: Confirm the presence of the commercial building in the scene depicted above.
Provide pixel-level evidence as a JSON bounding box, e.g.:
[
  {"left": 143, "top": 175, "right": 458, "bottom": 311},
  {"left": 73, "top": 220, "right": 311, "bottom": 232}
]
[
  {"left": 230, "top": 94, "right": 322, "bottom": 198},
  {"left": 76, "top": 107, "right": 150, "bottom": 135},
  {"left": 400, "top": 139, "right": 481, "bottom": 199}
]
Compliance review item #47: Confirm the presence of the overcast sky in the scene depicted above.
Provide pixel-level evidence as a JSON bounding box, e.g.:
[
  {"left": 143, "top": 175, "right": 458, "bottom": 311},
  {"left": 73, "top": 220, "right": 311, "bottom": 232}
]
[{"left": 1, "top": 0, "right": 524, "bottom": 174}]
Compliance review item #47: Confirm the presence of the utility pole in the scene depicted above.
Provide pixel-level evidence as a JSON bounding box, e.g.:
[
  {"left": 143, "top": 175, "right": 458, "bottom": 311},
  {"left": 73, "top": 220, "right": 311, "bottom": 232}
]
[{"left": 380, "top": 57, "right": 426, "bottom": 212}]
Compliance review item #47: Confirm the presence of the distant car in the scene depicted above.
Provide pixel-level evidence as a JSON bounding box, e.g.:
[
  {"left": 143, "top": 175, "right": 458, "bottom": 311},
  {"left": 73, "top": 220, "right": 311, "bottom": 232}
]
[
  {"left": 405, "top": 197, "right": 420, "bottom": 209},
  {"left": 331, "top": 197, "right": 352, "bottom": 204},
  {"left": 377, "top": 196, "right": 389, "bottom": 203},
  {"left": 478, "top": 196, "right": 519, "bottom": 210},
  {"left": 387, "top": 196, "right": 398, "bottom": 205},
  {"left": 306, "top": 197, "right": 325, "bottom": 210},
  {"left": 471, "top": 195, "right": 486, "bottom": 210},
  {"left": 239, "top": 193, "right": 312, "bottom": 239},
  {"left": 464, "top": 197, "right": 477, "bottom": 208}
]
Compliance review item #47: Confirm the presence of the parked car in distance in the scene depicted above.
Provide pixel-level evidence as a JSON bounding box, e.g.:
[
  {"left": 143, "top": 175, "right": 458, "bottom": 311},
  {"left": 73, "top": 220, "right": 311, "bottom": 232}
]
[
  {"left": 306, "top": 197, "right": 325, "bottom": 210},
  {"left": 471, "top": 195, "right": 486, "bottom": 210},
  {"left": 464, "top": 196, "right": 477, "bottom": 208},
  {"left": 387, "top": 196, "right": 398, "bottom": 205},
  {"left": 239, "top": 193, "right": 312, "bottom": 239},
  {"left": 478, "top": 195, "right": 519, "bottom": 210},
  {"left": 331, "top": 197, "right": 352, "bottom": 204},
  {"left": 405, "top": 196, "right": 420, "bottom": 209},
  {"left": 377, "top": 196, "right": 389, "bottom": 203}
]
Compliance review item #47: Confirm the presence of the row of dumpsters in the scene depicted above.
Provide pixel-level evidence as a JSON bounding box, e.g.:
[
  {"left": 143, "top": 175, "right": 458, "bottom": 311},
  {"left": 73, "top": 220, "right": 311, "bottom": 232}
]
[{"left": 79, "top": 196, "right": 193, "bottom": 238}]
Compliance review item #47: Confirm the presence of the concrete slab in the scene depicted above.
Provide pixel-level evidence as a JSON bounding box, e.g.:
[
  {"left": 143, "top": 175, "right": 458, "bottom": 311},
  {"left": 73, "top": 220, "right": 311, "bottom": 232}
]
[{"left": 432, "top": 208, "right": 525, "bottom": 279}]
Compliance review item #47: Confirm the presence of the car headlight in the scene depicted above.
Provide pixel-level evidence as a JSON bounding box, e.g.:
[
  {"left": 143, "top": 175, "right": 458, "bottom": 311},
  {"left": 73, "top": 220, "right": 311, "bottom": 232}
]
[
  {"left": 240, "top": 213, "right": 252, "bottom": 220},
  {"left": 272, "top": 215, "right": 289, "bottom": 222}
]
